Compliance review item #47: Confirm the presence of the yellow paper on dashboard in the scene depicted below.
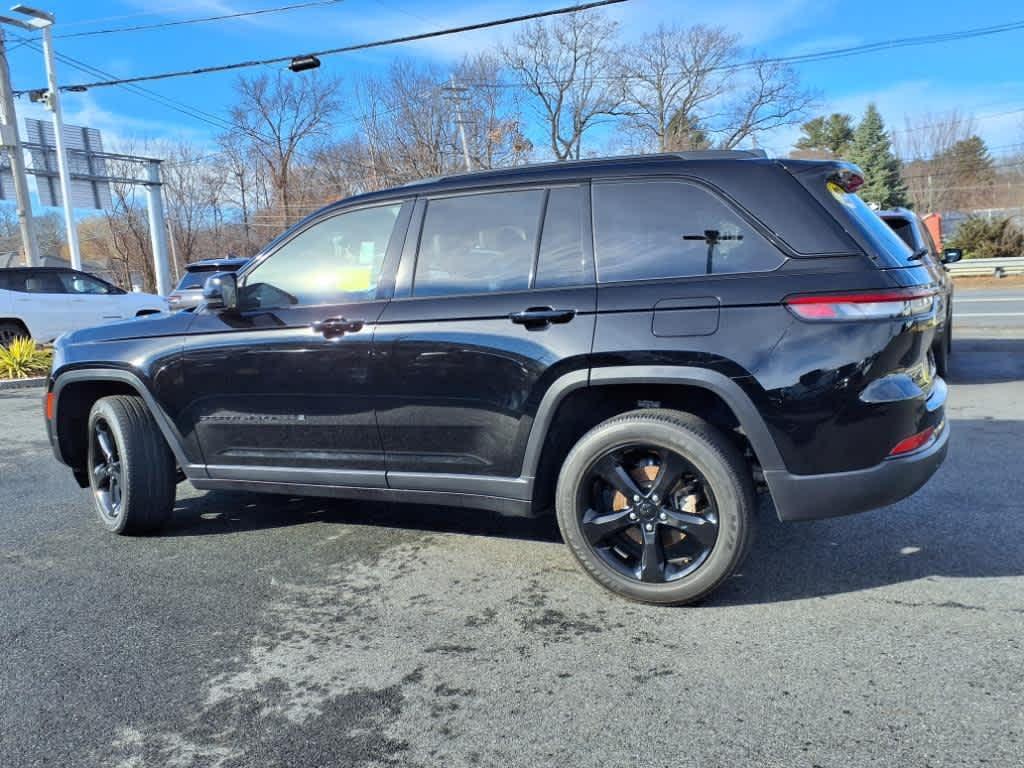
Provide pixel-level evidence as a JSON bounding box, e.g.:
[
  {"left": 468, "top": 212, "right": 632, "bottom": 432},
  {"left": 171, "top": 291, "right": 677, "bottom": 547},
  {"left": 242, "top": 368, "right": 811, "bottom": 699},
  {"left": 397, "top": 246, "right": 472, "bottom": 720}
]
[{"left": 338, "top": 265, "right": 373, "bottom": 292}]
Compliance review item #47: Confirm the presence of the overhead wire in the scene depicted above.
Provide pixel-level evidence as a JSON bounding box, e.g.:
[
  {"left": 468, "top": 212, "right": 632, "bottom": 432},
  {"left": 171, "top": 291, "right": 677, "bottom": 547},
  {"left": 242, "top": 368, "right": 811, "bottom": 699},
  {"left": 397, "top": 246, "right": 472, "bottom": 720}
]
[
  {"left": 15, "top": 0, "right": 629, "bottom": 93},
  {"left": 55, "top": 0, "right": 343, "bottom": 39}
]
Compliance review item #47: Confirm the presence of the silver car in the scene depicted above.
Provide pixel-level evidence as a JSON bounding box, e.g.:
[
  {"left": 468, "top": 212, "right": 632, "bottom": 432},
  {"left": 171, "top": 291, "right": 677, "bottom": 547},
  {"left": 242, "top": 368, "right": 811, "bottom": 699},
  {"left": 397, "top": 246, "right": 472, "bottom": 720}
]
[{"left": 167, "top": 257, "right": 250, "bottom": 311}]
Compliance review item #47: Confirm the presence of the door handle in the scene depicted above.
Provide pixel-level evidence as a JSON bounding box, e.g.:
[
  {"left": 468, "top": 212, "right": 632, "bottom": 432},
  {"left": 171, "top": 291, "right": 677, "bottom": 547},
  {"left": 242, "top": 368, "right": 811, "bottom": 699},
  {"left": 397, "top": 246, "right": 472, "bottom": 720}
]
[
  {"left": 509, "top": 306, "right": 576, "bottom": 329},
  {"left": 311, "top": 316, "right": 364, "bottom": 337}
]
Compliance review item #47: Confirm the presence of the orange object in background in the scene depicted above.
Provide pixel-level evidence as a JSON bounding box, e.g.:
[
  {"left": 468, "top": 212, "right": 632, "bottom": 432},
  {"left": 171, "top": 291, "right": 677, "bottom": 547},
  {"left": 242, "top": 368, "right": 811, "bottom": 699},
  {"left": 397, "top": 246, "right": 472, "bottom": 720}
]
[{"left": 921, "top": 213, "right": 943, "bottom": 251}]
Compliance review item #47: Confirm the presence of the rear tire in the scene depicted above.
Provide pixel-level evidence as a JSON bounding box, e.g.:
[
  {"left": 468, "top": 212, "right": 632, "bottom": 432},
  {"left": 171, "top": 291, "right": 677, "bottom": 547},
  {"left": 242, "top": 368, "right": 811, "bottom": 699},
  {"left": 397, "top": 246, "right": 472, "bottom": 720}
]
[
  {"left": 86, "top": 395, "right": 176, "bottom": 535},
  {"left": 555, "top": 409, "right": 756, "bottom": 606},
  {"left": 0, "top": 320, "right": 28, "bottom": 347}
]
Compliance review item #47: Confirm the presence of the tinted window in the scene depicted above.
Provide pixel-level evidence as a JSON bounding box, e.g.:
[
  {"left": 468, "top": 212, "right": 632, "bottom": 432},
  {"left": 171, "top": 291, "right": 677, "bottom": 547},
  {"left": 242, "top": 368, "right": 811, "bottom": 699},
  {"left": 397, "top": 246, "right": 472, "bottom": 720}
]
[
  {"left": 2, "top": 271, "right": 65, "bottom": 294},
  {"left": 535, "top": 186, "right": 592, "bottom": 289},
  {"left": 177, "top": 266, "right": 221, "bottom": 291},
  {"left": 881, "top": 216, "right": 918, "bottom": 249},
  {"left": 59, "top": 272, "right": 112, "bottom": 295},
  {"left": 241, "top": 204, "right": 401, "bottom": 309},
  {"left": 827, "top": 184, "right": 915, "bottom": 266},
  {"left": 414, "top": 190, "right": 543, "bottom": 297},
  {"left": 593, "top": 181, "right": 784, "bottom": 283}
]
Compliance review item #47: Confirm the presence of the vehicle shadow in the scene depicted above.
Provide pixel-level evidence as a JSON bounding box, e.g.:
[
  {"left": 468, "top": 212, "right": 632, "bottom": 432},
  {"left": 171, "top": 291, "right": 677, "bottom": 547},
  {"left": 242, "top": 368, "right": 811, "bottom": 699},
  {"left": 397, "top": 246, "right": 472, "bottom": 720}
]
[
  {"left": 711, "top": 414, "right": 1024, "bottom": 606},
  {"left": 947, "top": 335, "right": 1024, "bottom": 384},
  {"left": 165, "top": 415, "right": 1022, "bottom": 606},
  {"left": 165, "top": 490, "right": 561, "bottom": 543}
]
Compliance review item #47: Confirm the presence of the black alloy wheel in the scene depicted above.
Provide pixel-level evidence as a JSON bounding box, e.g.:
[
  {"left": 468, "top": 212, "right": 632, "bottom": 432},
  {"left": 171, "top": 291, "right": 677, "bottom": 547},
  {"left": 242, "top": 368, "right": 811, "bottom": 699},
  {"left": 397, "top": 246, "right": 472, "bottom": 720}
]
[
  {"left": 579, "top": 444, "right": 719, "bottom": 584},
  {"left": 90, "top": 418, "right": 124, "bottom": 523}
]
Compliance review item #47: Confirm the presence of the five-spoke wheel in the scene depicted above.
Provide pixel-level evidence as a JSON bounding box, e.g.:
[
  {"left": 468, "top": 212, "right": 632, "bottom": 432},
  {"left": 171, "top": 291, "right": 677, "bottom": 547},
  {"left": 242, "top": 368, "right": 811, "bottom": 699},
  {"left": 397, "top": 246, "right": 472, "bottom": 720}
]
[
  {"left": 90, "top": 418, "right": 124, "bottom": 523},
  {"left": 580, "top": 446, "right": 719, "bottom": 583},
  {"left": 556, "top": 409, "right": 755, "bottom": 605}
]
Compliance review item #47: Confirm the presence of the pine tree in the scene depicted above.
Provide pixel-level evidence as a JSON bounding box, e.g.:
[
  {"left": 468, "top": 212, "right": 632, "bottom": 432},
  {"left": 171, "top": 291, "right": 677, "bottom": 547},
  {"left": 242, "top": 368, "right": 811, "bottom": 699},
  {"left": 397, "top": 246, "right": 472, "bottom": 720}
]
[
  {"left": 795, "top": 113, "right": 854, "bottom": 157},
  {"left": 665, "top": 110, "right": 710, "bottom": 152},
  {"left": 847, "top": 104, "right": 909, "bottom": 208}
]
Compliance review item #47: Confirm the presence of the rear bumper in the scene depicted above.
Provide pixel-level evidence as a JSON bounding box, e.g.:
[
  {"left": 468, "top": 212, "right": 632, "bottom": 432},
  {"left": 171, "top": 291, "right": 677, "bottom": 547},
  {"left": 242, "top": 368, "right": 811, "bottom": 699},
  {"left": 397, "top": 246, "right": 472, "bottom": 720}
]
[{"left": 764, "top": 417, "right": 949, "bottom": 522}]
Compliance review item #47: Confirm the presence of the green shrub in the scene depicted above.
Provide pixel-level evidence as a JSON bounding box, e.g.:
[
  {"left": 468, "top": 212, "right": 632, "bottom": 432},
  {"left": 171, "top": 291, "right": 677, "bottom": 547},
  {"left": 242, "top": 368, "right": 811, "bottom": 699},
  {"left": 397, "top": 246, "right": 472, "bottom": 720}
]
[
  {"left": 0, "top": 338, "right": 52, "bottom": 379},
  {"left": 947, "top": 216, "right": 1024, "bottom": 259}
]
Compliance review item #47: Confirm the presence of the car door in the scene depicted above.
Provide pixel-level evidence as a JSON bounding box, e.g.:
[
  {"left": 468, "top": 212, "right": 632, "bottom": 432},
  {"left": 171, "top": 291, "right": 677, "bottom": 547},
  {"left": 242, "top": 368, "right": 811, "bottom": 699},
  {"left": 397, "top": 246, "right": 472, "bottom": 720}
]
[
  {"left": 181, "top": 200, "right": 412, "bottom": 486},
  {"left": 56, "top": 270, "right": 126, "bottom": 327},
  {"left": 374, "top": 184, "right": 596, "bottom": 495},
  {"left": 6, "top": 270, "right": 78, "bottom": 341}
]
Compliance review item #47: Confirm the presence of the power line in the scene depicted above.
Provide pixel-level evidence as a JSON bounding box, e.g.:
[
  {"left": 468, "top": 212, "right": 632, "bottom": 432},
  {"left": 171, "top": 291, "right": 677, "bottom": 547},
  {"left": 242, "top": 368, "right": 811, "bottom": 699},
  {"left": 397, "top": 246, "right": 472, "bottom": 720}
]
[
  {"left": 55, "top": 0, "right": 344, "bottom": 39},
  {"left": 17, "top": 0, "right": 628, "bottom": 94},
  {"left": 457, "top": 17, "right": 1024, "bottom": 90}
]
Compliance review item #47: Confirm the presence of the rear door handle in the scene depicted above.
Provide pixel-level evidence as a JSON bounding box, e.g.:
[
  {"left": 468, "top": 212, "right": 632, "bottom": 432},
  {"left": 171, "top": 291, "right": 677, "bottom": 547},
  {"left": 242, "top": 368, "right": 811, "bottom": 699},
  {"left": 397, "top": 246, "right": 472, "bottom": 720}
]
[
  {"left": 312, "top": 316, "right": 364, "bottom": 337},
  {"left": 510, "top": 306, "right": 576, "bottom": 329}
]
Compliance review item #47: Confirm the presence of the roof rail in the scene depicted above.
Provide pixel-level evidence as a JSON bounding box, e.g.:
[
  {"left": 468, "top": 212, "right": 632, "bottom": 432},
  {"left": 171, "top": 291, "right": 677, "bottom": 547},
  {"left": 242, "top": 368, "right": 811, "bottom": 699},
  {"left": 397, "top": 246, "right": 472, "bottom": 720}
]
[{"left": 398, "top": 149, "right": 768, "bottom": 188}]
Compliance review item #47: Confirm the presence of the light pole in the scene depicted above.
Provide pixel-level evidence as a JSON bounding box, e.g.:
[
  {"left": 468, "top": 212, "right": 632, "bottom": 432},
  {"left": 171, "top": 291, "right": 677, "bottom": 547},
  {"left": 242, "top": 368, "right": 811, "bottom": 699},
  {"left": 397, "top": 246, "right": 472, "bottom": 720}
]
[
  {"left": 0, "top": 27, "right": 39, "bottom": 265},
  {"left": 4, "top": 5, "right": 81, "bottom": 270}
]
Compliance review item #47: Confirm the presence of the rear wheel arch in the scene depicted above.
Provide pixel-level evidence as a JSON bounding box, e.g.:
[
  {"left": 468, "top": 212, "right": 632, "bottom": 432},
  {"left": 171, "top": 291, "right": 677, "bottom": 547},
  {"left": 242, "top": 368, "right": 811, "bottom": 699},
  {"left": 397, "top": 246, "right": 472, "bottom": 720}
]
[
  {"left": 0, "top": 317, "right": 31, "bottom": 344},
  {"left": 525, "top": 366, "right": 785, "bottom": 513}
]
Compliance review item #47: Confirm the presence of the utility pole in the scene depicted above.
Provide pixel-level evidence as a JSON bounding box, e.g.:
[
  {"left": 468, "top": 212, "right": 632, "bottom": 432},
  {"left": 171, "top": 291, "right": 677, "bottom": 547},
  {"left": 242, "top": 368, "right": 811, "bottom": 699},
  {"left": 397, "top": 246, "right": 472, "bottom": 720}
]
[
  {"left": 444, "top": 76, "right": 472, "bottom": 172},
  {"left": 5, "top": 5, "right": 80, "bottom": 269},
  {"left": 144, "top": 160, "right": 172, "bottom": 296},
  {"left": 0, "top": 29, "right": 40, "bottom": 265}
]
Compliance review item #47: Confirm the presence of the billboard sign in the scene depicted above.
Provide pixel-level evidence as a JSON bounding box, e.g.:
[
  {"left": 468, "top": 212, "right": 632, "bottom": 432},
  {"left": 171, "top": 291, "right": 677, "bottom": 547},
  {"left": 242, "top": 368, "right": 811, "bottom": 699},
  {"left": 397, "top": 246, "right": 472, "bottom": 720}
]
[{"left": 23, "top": 118, "right": 112, "bottom": 210}]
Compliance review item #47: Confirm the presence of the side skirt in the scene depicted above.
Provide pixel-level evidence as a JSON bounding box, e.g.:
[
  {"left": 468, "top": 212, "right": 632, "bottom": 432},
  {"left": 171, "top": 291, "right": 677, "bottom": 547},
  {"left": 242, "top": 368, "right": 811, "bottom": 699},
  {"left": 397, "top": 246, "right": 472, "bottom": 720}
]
[{"left": 189, "top": 478, "right": 535, "bottom": 518}]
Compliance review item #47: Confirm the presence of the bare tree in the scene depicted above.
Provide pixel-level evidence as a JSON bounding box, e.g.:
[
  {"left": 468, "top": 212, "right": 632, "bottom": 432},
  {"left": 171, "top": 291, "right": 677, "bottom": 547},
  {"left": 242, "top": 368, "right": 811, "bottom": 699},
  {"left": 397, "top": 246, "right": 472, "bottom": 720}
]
[
  {"left": 619, "top": 24, "right": 735, "bottom": 152},
  {"left": 715, "top": 59, "right": 816, "bottom": 149},
  {"left": 453, "top": 53, "right": 532, "bottom": 168},
  {"left": 358, "top": 59, "right": 451, "bottom": 185},
  {"left": 227, "top": 71, "right": 341, "bottom": 227},
  {"left": 501, "top": 11, "right": 621, "bottom": 160}
]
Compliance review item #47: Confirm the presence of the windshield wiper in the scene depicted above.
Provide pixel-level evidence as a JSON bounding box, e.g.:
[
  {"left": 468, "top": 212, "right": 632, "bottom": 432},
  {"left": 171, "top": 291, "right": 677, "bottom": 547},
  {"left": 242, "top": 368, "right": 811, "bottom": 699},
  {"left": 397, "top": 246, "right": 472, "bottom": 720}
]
[{"left": 908, "top": 247, "right": 929, "bottom": 261}]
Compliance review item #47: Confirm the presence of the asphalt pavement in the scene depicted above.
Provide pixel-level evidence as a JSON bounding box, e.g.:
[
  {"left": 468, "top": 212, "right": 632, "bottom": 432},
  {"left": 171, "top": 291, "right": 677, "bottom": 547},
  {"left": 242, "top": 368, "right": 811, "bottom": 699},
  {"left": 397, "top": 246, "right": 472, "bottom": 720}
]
[{"left": 1, "top": 328, "right": 1023, "bottom": 767}]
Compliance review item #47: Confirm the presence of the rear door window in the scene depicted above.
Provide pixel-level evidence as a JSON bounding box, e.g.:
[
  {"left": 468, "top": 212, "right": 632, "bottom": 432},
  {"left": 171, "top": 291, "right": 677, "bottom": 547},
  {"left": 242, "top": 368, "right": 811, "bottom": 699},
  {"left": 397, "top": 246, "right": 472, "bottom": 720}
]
[
  {"left": 592, "top": 180, "right": 784, "bottom": 283},
  {"left": 534, "top": 186, "right": 592, "bottom": 289},
  {"left": 413, "top": 190, "right": 544, "bottom": 297},
  {"left": 7, "top": 271, "right": 66, "bottom": 293}
]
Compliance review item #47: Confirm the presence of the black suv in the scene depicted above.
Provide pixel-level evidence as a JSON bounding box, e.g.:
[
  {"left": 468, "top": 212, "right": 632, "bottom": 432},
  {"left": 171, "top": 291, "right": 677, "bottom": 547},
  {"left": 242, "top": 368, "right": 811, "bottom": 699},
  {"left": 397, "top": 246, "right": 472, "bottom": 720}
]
[{"left": 45, "top": 151, "right": 948, "bottom": 605}]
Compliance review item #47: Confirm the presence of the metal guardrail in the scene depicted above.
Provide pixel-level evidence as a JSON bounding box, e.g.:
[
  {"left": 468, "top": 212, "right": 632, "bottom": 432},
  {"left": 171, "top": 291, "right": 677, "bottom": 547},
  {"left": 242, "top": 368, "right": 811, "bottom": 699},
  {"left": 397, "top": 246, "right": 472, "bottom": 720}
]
[{"left": 947, "top": 257, "right": 1024, "bottom": 277}]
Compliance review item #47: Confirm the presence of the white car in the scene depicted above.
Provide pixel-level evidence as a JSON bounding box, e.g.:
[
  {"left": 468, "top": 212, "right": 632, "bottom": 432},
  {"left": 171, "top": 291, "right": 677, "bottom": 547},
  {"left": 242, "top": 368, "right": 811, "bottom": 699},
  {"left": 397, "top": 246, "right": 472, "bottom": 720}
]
[{"left": 0, "top": 267, "right": 168, "bottom": 345}]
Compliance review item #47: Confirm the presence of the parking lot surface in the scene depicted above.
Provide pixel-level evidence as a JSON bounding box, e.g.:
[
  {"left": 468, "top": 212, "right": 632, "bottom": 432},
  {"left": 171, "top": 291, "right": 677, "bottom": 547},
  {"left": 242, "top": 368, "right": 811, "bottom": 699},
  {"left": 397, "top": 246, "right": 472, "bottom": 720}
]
[{"left": 1, "top": 330, "right": 1022, "bottom": 767}]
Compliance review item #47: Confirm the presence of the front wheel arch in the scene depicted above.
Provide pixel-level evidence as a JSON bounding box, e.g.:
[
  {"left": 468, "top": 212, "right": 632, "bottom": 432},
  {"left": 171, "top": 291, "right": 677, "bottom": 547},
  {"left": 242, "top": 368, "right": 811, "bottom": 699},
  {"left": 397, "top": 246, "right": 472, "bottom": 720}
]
[{"left": 53, "top": 371, "right": 194, "bottom": 478}]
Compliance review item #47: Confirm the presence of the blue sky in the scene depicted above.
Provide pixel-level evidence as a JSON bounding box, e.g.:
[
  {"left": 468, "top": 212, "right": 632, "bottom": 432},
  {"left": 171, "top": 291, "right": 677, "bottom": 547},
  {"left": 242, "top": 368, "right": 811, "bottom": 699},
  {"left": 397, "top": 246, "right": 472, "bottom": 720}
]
[{"left": 5, "top": 0, "right": 1024, "bottom": 160}]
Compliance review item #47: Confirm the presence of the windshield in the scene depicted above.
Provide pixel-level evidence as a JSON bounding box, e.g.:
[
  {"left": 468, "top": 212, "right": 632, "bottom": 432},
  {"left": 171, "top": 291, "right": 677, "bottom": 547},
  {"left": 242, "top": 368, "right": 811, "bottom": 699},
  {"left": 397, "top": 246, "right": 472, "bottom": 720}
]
[{"left": 827, "top": 183, "right": 916, "bottom": 266}]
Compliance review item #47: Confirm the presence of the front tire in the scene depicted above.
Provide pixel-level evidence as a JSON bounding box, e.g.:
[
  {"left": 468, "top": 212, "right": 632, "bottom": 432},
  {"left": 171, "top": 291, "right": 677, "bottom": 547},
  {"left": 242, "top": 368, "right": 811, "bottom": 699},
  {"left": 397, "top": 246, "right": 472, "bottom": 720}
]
[
  {"left": 87, "top": 395, "right": 176, "bottom": 535},
  {"left": 555, "top": 409, "right": 755, "bottom": 606}
]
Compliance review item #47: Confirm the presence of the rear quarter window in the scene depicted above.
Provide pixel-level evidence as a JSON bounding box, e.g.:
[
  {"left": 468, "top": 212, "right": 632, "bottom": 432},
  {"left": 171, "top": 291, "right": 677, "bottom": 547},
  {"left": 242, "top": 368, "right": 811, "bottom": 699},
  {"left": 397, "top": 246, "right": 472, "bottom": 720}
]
[
  {"left": 592, "top": 180, "right": 785, "bottom": 283},
  {"left": 828, "top": 184, "right": 915, "bottom": 266}
]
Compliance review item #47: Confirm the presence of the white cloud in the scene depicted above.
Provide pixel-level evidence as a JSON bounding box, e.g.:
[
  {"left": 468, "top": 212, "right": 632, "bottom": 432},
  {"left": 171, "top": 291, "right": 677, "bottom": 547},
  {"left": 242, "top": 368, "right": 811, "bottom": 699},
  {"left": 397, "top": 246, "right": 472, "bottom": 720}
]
[{"left": 17, "top": 93, "right": 214, "bottom": 152}]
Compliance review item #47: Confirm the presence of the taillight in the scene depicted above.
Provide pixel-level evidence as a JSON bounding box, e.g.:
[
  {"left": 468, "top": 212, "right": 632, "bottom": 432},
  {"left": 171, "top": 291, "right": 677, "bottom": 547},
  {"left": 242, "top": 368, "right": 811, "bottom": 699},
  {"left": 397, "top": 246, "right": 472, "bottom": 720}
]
[
  {"left": 785, "top": 288, "right": 935, "bottom": 322},
  {"left": 830, "top": 168, "right": 864, "bottom": 193},
  {"left": 889, "top": 426, "right": 935, "bottom": 457},
  {"left": 168, "top": 294, "right": 181, "bottom": 305}
]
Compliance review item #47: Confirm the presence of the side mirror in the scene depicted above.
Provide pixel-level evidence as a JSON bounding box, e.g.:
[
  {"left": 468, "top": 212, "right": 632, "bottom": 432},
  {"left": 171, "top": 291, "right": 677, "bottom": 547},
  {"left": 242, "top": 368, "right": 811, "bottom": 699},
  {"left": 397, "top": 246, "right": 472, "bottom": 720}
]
[
  {"left": 202, "top": 272, "right": 238, "bottom": 310},
  {"left": 942, "top": 248, "right": 963, "bottom": 264}
]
